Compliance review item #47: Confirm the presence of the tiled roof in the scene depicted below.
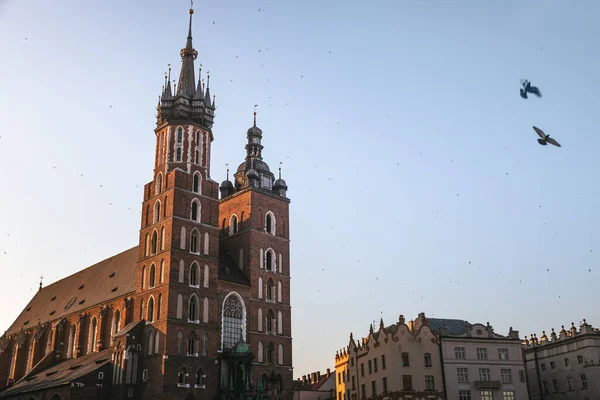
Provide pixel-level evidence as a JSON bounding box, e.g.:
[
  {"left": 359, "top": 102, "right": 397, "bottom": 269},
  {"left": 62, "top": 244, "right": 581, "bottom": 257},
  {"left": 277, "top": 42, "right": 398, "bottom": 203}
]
[
  {"left": 0, "top": 348, "right": 111, "bottom": 397},
  {"left": 426, "top": 318, "right": 470, "bottom": 336},
  {"left": 5, "top": 247, "right": 138, "bottom": 336},
  {"left": 218, "top": 247, "right": 250, "bottom": 286},
  {"left": 114, "top": 320, "right": 145, "bottom": 339},
  {"left": 312, "top": 373, "right": 334, "bottom": 390}
]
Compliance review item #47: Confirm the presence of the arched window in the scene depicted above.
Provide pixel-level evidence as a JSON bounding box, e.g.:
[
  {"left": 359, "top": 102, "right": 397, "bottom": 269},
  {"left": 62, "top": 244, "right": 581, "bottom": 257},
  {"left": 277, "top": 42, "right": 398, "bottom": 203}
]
[
  {"left": 195, "top": 150, "right": 199, "bottom": 165},
  {"left": 265, "top": 212, "right": 276, "bottom": 235},
  {"left": 267, "top": 279, "right": 274, "bottom": 302},
  {"left": 188, "top": 331, "right": 197, "bottom": 355},
  {"left": 177, "top": 331, "right": 184, "bottom": 354},
  {"left": 189, "top": 295, "right": 199, "bottom": 322},
  {"left": 222, "top": 293, "right": 245, "bottom": 349},
  {"left": 277, "top": 281, "right": 283, "bottom": 303},
  {"left": 190, "top": 262, "right": 199, "bottom": 286},
  {"left": 257, "top": 341, "right": 264, "bottom": 363},
  {"left": 178, "top": 367, "right": 187, "bottom": 385},
  {"left": 176, "top": 293, "right": 183, "bottom": 319},
  {"left": 267, "top": 343, "right": 275, "bottom": 364},
  {"left": 203, "top": 297, "right": 209, "bottom": 323},
  {"left": 154, "top": 330, "right": 160, "bottom": 354},
  {"left": 147, "top": 296, "right": 154, "bottom": 322},
  {"left": 202, "top": 333, "right": 208, "bottom": 356},
  {"left": 193, "top": 172, "right": 201, "bottom": 193},
  {"left": 203, "top": 232, "right": 209, "bottom": 255},
  {"left": 88, "top": 317, "right": 97, "bottom": 353},
  {"left": 151, "top": 230, "right": 158, "bottom": 255},
  {"left": 139, "top": 299, "right": 144, "bottom": 320},
  {"left": 230, "top": 215, "right": 238, "bottom": 235},
  {"left": 67, "top": 325, "right": 76, "bottom": 358},
  {"left": 144, "top": 234, "right": 150, "bottom": 256},
  {"left": 141, "top": 266, "right": 146, "bottom": 289},
  {"left": 26, "top": 338, "right": 34, "bottom": 373},
  {"left": 159, "top": 260, "right": 164, "bottom": 284},
  {"left": 180, "top": 226, "right": 186, "bottom": 250},
  {"left": 191, "top": 200, "right": 200, "bottom": 222},
  {"left": 265, "top": 249, "right": 274, "bottom": 271},
  {"left": 260, "top": 249, "right": 264, "bottom": 269},
  {"left": 178, "top": 260, "right": 184, "bottom": 283},
  {"left": 154, "top": 200, "right": 161, "bottom": 223},
  {"left": 267, "top": 310, "right": 275, "bottom": 334},
  {"left": 177, "top": 127, "right": 183, "bottom": 144},
  {"left": 203, "top": 265, "right": 209, "bottom": 288},
  {"left": 45, "top": 329, "right": 53, "bottom": 355},
  {"left": 258, "top": 277, "right": 263, "bottom": 299},
  {"left": 149, "top": 264, "right": 156, "bottom": 288},
  {"left": 196, "top": 368, "right": 205, "bottom": 386},
  {"left": 156, "top": 173, "right": 163, "bottom": 194},
  {"left": 160, "top": 227, "right": 165, "bottom": 251},
  {"left": 147, "top": 331, "right": 154, "bottom": 355},
  {"left": 278, "top": 311, "right": 283, "bottom": 335},
  {"left": 157, "top": 294, "right": 162, "bottom": 320},
  {"left": 112, "top": 309, "right": 121, "bottom": 338},
  {"left": 258, "top": 308, "right": 263, "bottom": 332},
  {"left": 190, "top": 230, "right": 199, "bottom": 253},
  {"left": 278, "top": 344, "right": 284, "bottom": 365},
  {"left": 176, "top": 147, "right": 182, "bottom": 162}
]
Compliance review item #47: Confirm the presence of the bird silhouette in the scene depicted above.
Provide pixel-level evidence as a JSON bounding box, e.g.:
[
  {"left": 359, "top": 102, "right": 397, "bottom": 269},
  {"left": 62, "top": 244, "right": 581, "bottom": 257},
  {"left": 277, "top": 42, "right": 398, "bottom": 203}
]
[
  {"left": 520, "top": 79, "right": 542, "bottom": 99},
  {"left": 533, "top": 126, "right": 561, "bottom": 147}
]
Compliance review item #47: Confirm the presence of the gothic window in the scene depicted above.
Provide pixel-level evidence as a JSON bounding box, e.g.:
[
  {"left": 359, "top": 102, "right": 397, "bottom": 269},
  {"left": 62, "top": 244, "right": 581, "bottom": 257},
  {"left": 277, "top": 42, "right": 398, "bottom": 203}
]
[
  {"left": 222, "top": 293, "right": 245, "bottom": 349},
  {"left": 230, "top": 215, "right": 238, "bottom": 235},
  {"left": 160, "top": 227, "right": 165, "bottom": 251},
  {"left": 265, "top": 249, "right": 275, "bottom": 271},
  {"left": 267, "top": 343, "right": 275, "bottom": 364},
  {"left": 190, "top": 230, "right": 199, "bottom": 253},
  {"left": 26, "top": 339, "right": 34, "bottom": 373},
  {"left": 278, "top": 311, "right": 283, "bottom": 335},
  {"left": 180, "top": 226, "right": 186, "bottom": 250},
  {"left": 203, "top": 264, "right": 209, "bottom": 288},
  {"left": 196, "top": 368, "right": 205, "bottom": 386},
  {"left": 191, "top": 200, "right": 200, "bottom": 222},
  {"left": 188, "top": 331, "right": 197, "bottom": 355},
  {"left": 278, "top": 344, "right": 284, "bottom": 365},
  {"left": 266, "top": 212, "right": 276, "bottom": 235},
  {"left": 202, "top": 333, "right": 208, "bottom": 356},
  {"left": 113, "top": 309, "right": 121, "bottom": 335},
  {"left": 151, "top": 230, "right": 158, "bottom": 255},
  {"left": 177, "top": 331, "right": 184, "bottom": 354},
  {"left": 203, "top": 233, "right": 209, "bottom": 255},
  {"left": 190, "top": 262, "right": 199, "bottom": 286},
  {"left": 278, "top": 281, "right": 283, "bottom": 303},
  {"left": 141, "top": 266, "right": 147, "bottom": 289},
  {"left": 177, "top": 127, "right": 183, "bottom": 144},
  {"left": 193, "top": 172, "right": 201, "bottom": 193},
  {"left": 147, "top": 331, "right": 154, "bottom": 355},
  {"left": 189, "top": 295, "right": 199, "bottom": 322},
  {"left": 176, "top": 147, "right": 182, "bottom": 162},
  {"left": 139, "top": 299, "right": 144, "bottom": 320},
  {"left": 195, "top": 150, "right": 199, "bottom": 165},
  {"left": 176, "top": 293, "right": 183, "bottom": 319},
  {"left": 88, "top": 317, "right": 97, "bottom": 353},
  {"left": 257, "top": 341, "right": 264, "bottom": 363},
  {"left": 203, "top": 297, "right": 209, "bottom": 323},
  {"left": 267, "top": 310, "right": 275, "bottom": 334},
  {"left": 279, "top": 253, "right": 283, "bottom": 273},
  {"left": 156, "top": 173, "right": 163, "bottom": 194},
  {"left": 258, "top": 277, "right": 263, "bottom": 299},
  {"left": 159, "top": 260, "right": 164, "bottom": 284},
  {"left": 8, "top": 344, "right": 18, "bottom": 379},
  {"left": 154, "top": 331, "right": 159, "bottom": 354},
  {"left": 267, "top": 279, "right": 274, "bottom": 302},
  {"left": 144, "top": 233, "right": 150, "bottom": 256},
  {"left": 178, "top": 367, "right": 187, "bottom": 385},
  {"left": 157, "top": 294, "right": 162, "bottom": 320},
  {"left": 258, "top": 308, "right": 263, "bottom": 332},
  {"left": 153, "top": 201, "right": 161, "bottom": 223},
  {"left": 45, "top": 330, "right": 53, "bottom": 355},
  {"left": 260, "top": 249, "right": 264, "bottom": 269},
  {"left": 178, "top": 260, "right": 184, "bottom": 283},
  {"left": 149, "top": 264, "right": 156, "bottom": 288},
  {"left": 67, "top": 325, "right": 76, "bottom": 358},
  {"left": 147, "top": 296, "right": 154, "bottom": 322}
]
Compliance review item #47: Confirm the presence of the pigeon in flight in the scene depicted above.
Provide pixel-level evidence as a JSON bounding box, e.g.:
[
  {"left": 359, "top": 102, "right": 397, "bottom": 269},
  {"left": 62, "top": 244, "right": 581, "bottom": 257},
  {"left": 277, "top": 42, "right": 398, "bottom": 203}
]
[
  {"left": 520, "top": 79, "right": 542, "bottom": 99},
  {"left": 533, "top": 126, "right": 561, "bottom": 147}
]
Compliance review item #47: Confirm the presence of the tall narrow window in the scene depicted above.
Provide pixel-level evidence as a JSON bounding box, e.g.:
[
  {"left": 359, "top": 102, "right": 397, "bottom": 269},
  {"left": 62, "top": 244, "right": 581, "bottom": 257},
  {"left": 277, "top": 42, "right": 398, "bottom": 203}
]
[
  {"left": 277, "top": 311, "right": 283, "bottom": 335},
  {"left": 267, "top": 279, "right": 274, "bottom": 301},
  {"left": 154, "top": 331, "right": 159, "bottom": 354},
  {"left": 149, "top": 264, "right": 156, "bottom": 288},
  {"left": 195, "top": 131, "right": 199, "bottom": 146},
  {"left": 191, "top": 201, "right": 199, "bottom": 222},
  {"left": 267, "top": 310, "right": 275, "bottom": 334},
  {"left": 25, "top": 339, "right": 33, "bottom": 373},
  {"left": 160, "top": 227, "right": 165, "bottom": 251},
  {"left": 151, "top": 231, "right": 158, "bottom": 255},
  {"left": 203, "top": 233, "right": 209, "bottom": 255},
  {"left": 191, "top": 230, "right": 199, "bottom": 253},
  {"left": 177, "top": 127, "right": 183, "bottom": 144},
  {"left": 157, "top": 294, "right": 162, "bottom": 320},
  {"left": 195, "top": 150, "right": 199, "bottom": 165},
  {"left": 148, "top": 331, "right": 154, "bottom": 355},
  {"left": 139, "top": 299, "right": 144, "bottom": 320},
  {"left": 177, "top": 293, "right": 183, "bottom": 319},
  {"left": 177, "top": 331, "right": 184, "bottom": 354},
  {"left": 178, "top": 260, "right": 184, "bottom": 283},
  {"left": 258, "top": 277, "right": 263, "bottom": 299},
  {"left": 193, "top": 173, "right": 200, "bottom": 193},
  {"left": 258, "top": 341, "right": 264, "bottom": 362},
  {"left": 147, "top": 296, "right": 154, "bottom": 322},
  {"left": 176, "top": 147, "right": 182, "bottom": 161},
  {"left": 266, "top": 250, "right": 273, "bottom": 271},
  {"left": 9, "top": 344, "right": 18, "bottom": 380},
  {"left": 258, "top": 308, "right": 263, "bottom": 332},
  {"left": 159, "top": 260, "right": 164, "bottom": 283},
  {"left": 202, "top": 333, "right": 208, "bottom": 356},
  {"left": 267, "top": 343, "right": 275, "bottom": 364},
  {"left": 424, "top": 352, "right": 432, "bottom": 367},
  {"left": 189, "top": 295, "right": 198, "bottom": 322},
  {"left": 88, "top": 317, "right": 97, "bottom": 353},
  {"left": 190, "top": 262, "right": 199, "bottom": 286},
  {"left": 180, "top": 226, "right": 186, "bottom": 250},
  {"left": 278, "top": 344, "right": 284, "bottom": 365},
  {"left": 178, "top": 368, "right": 187, "bottom": 385},
  {"left": 277, "top": 281, "right": 283, "bottom": 303},
  {"left": 154, "top": 201, "right": 161, "bottom": 223},
  {"left": 67, "top": 325, "right": 76, "bottom": 358},
  {"left": 203, "top": 264, "right": 209, "bottom": 287},
  {"left": 141, "top": 266, "right": 147, "bottom": 289},
  {"left": 144, "top": 233, "right": 150, "bottom": 256},
  {"left": 188, "top": 331, "right": 197, "bottom": 355},
  {"left": 230, "top": 215, "right": 238, "bottom": 235},
  {"left": 156, "top": 173, "right": 163, "bottom": 194},
  {"left": 203, "top": 297, "right": 209, "bottom": 323},
  {"left": 266, "top": 213, "right": 274, "bottom": 234},
  {"left": 196, "top": 368, "right": 205, "bottom": 386}
]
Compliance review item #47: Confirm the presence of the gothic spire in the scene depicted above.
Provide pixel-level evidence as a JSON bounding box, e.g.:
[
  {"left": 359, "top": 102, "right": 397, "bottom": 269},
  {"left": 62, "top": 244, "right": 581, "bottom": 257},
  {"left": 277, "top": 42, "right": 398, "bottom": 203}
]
[{"left": 177, "top": 7, "right": 198, "bottom": 98}]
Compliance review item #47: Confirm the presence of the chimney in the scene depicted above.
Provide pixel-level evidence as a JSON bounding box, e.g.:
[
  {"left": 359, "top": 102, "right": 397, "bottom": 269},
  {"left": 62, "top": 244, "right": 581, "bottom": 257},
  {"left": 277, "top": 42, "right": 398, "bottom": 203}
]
[
  {"left": 327, "top": 368, "right": 331, "bottom": 378},
  {"left": 311, "top": 372, "right": 317, "bottom": 384},
  {"left": 302, "top": 375, "right": 306, "bottom": 384},
  {"left": 317, "top": 371, "right": 321, "bottom": 381}
]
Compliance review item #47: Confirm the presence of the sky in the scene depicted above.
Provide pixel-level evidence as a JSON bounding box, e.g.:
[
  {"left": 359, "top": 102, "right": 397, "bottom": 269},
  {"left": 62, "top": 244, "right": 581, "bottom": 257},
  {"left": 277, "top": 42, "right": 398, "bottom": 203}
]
[{"left": 0, "top": 0, "right": 599, "bottom": 378}]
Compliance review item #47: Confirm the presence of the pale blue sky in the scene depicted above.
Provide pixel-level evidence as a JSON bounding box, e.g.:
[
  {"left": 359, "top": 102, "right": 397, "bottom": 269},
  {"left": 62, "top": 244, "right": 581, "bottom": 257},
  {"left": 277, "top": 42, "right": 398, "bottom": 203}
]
[{"left": 0, "top": 0, "right": 599, "bottom": 378}]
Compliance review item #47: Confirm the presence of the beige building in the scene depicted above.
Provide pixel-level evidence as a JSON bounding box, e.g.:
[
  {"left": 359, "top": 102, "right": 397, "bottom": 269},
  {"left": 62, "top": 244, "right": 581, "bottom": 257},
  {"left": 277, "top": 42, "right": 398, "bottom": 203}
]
[
  {"left": 293, "top": 370, "right": 335, "bottom": 400},
  {"left": 523, "top": 319, "right": 600, "bottom": 400},
  {"left": 334, "top": 313, "right": 444, "bottom": 400},
  {"left": 428, "top": 318, "right": 527, "bottom": 400}
]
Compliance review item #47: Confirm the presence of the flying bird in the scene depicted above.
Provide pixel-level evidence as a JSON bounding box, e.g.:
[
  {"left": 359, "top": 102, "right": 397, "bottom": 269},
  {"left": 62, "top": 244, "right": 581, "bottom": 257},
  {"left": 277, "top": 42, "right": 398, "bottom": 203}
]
[
  {"left": 520, "top": 79, "right": 542, "bottom": 99},
  {"left": 533, "top": 126, "right": 561, "bottom": 147}
]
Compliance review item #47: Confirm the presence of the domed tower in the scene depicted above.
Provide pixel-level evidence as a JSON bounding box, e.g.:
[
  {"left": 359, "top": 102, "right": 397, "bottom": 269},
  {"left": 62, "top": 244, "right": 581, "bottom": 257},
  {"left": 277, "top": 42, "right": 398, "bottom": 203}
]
[{"left": 218, "top": 112, "right": 292, "bottom": 399}]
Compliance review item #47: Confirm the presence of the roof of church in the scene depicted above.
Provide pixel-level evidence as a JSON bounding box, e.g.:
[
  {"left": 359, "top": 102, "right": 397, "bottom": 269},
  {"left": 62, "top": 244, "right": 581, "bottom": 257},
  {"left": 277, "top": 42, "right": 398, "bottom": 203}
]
[
  {"left": 218, "top": 247, "right": 251, "bottom": 286},
  {"left": 5, "top": 247, "right": 138, "bottom": 336},
  {"left": 0, "top": 348, "right": 112, "bottom": 397}
]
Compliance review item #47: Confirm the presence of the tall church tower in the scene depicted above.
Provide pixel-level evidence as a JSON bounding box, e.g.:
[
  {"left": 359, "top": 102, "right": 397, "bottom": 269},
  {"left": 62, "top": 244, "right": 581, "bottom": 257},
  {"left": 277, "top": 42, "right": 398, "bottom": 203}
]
[{"left": 134, "top": 5, "right": 292, "bottom": 400}]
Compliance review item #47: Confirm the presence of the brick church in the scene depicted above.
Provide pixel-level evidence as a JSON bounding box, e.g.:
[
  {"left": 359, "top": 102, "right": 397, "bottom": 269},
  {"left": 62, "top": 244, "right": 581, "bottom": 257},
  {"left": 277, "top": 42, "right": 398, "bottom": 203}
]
[{"left": 0, "top": 6, "right": 292, "bottom": 400}]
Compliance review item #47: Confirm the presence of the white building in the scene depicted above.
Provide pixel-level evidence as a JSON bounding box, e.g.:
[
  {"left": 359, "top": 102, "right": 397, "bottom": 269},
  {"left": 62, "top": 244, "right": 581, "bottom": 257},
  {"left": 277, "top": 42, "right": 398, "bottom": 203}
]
[
  {"left": 523, "top": 320, "right": 600, "bottom": 400},
  {"left": 424, "top": 318, "right": 528, "bottom": 400}
]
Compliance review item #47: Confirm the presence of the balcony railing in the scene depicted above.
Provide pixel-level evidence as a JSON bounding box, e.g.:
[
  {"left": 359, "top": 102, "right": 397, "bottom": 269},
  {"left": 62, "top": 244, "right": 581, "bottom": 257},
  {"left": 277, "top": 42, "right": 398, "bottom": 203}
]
[{"left": 474, "top": 380, "right": 501, "bottom": 389}]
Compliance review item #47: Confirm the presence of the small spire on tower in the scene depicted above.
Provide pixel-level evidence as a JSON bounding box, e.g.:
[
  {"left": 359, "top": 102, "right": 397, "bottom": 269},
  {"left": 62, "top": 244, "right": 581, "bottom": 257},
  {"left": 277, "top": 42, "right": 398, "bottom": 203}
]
[
  {"left": 254, "top": 104, "right": 258, "bottom": 126},
  {"left": 226, "top": 163, "right": 229, "bottom": 180},
  {"left": 279, "top": 162, "right": 282, "bottom": 179},
  {"left": 39, "top": 275, "right": 43, "bottom": 291}
]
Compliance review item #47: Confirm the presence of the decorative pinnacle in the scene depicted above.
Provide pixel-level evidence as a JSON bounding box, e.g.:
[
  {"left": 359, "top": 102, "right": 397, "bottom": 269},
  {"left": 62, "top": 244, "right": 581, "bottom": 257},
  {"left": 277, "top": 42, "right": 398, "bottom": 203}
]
[
  {"left": 279, "top": 162, "right": 282, "bottom": 179},
  {"left": 254, "top": 104, "right": 258, "bottom": 126},
  {"left": 226, "top": 163, "right": 229, "bottom": 180},
  {"left": 39, "top": 275, "right": 43, "bottom": 291}
]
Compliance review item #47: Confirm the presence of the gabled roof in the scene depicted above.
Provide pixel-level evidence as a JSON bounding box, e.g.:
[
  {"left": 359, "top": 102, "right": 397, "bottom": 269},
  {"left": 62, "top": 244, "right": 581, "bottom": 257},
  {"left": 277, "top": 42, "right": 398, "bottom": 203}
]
[
  {"left": 218, "top": 248, "right": 250, "bottom": 286},
  {"left": 0, "top": 349, "right": 111, "bottom": 397},
  {"left": 5, "top": 247, "right": 138, "bottom": 336}
]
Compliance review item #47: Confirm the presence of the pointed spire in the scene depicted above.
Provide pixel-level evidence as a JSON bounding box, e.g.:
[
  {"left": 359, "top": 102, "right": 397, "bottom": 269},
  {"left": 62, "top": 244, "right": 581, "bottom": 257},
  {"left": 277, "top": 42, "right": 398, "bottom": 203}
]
[
  {"left": 194, "top": 66, "right": 204, "bottom": 100},
  {"left": 177, "top": 5, "right": 198, "bottom": 97},
  {"left": 164, "top": 66, "right": 173, "bottom": 100},
  {"left": 226, "top": 163, "right": 229, "bottom": 180},
  {"left": 380, "top": 318, "right": 384, "bottom": 330},
  {"left": 204, "top": 74, "right": 212, "bottom": 107},
  {"left": 279, "top": 162, "right": 282, "bottom": 179}
]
